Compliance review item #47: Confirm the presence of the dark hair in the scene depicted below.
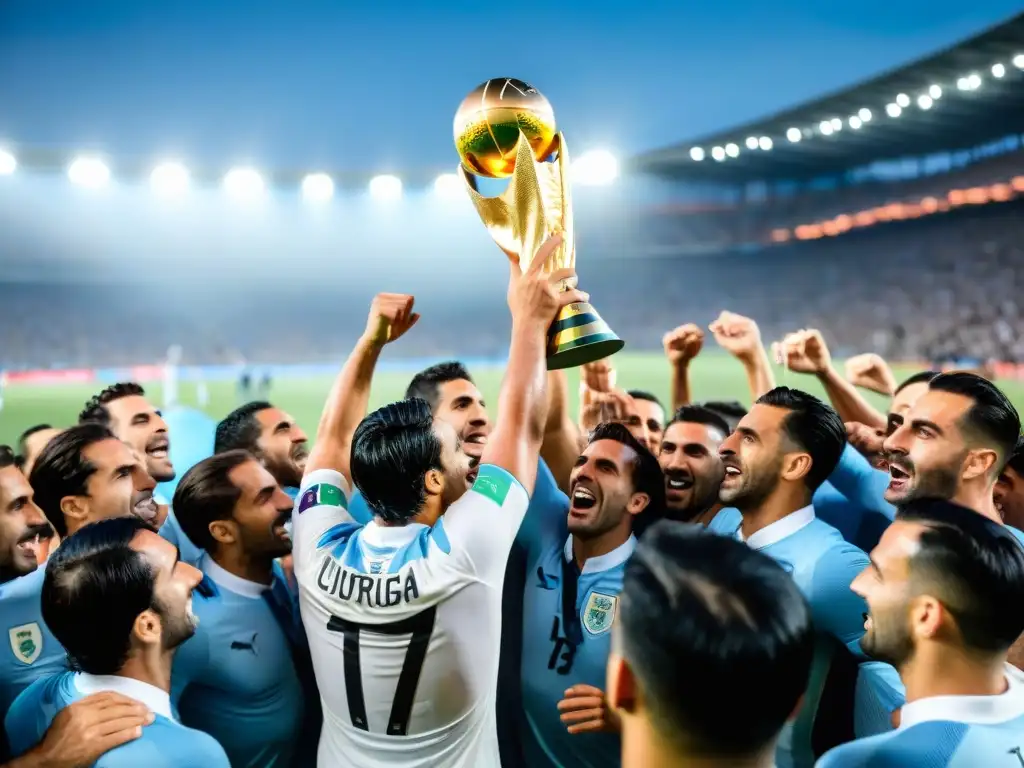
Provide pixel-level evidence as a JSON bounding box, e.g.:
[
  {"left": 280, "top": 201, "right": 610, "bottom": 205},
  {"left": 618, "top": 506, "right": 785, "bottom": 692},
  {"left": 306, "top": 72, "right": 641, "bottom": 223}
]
[
  {"left": 18, "top": 424, "right": 53, "bottom": 453},
  {"left": 351, "top": 398, "right": 442, "bottom": 523},
  {"left": 898, "top": 498, "right": 1024, "bottom": 652},
  {"left": 619, "top": 521, "right": 813, "bottom": 756},
  {"left": 214, "top": 401, "right": 272, "bottom": 454},
  {"left": 895, "top": 370, "right": 939, "bottom": 395},
  {"left": 627, "top": 390, "right": 664, "bottom": 413},
  {"left": 79, "top": 382, "right": 146, "bottom": 426},
  {"left": 756, "top": 387, "right": 845, "bottom": 492},
  {"left": 1005, "top": 435, "right": 1024, "bottom": 477},
  {"left": 928, "top": 372, "right": 1021, "bottom": 470},
  {"left": 405, "top": 362, "right": 473, "bottom": 411},
  {"left": 29, "top": 424, "right": 116, "bottom": 538},
  {"left": 0, "top": 445, "right": 16, "bottom": 471},
  {"left": 668, "top": 405, "right": 732, "bottom": 437},
  {"left": 172, "top": 450, "right": 252, "bottom": 553},
  {"left": 589, "top": 422, "right": 666, "bottom": 523},
  {"left": 42, "top": 516, "right": 158, "bottom": 675},
  {"left": 698, "top": 400, "right": 747, "bottom": 431}
]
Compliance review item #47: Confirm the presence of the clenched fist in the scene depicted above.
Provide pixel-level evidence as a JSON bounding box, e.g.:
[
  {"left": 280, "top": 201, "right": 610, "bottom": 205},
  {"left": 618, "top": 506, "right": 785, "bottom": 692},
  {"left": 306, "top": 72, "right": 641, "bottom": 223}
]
[
  {"left": 845, "top": 353, "right": 897, "bottom": 396},
  {"left": 773, "top": 329, "right": 831, "bottom": 375},
  {"left": 708, "top": 311, "right": 763, "bottom": 363},
  {"left": 663, "top": 323, "right": 704, "bottom": 365},
  {"left": 362, "top": 293, "right": 420, "bottom": 348}
]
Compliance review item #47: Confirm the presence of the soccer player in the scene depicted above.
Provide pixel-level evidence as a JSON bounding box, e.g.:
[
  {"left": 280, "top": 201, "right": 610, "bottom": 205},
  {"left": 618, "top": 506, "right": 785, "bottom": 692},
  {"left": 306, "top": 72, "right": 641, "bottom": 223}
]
[
  {"left": 293, "top": 233, "right": 583, "bottom": 766},
  {"left": 171, "top": 450, "right": 311, "bottom": 768},
  {"left": 607, "top": 521, "right": 814, "bottom": 768},
  {"left": 0, "top": 447, "right": 49, "bottom": 584},
  {"left": 214, "top": 401, "right": 309, "bottom": 493},
  {"left": 4, "top": 517, "right": 229, "bottom": 767},
  {"left": 0, "top": 425, "right": 159, "bottom": 716},
  {"left": 15, "top": 425, "right": 62, "bottom": 479},
  {"left": 995, "top": 435, "right": 1024, "bottom": 530},
  {"left": 710, "top": 387, "right": 870, "bottom": 767},
  {"left": 622, "top": 390, "right": 665, "bottom": 454},
  {"left": 657, "top": 406, "right": 729, "bottom": 525},
  {"left": 819, "top": 499, "right": 1024, "bottom": 766},
  {"left": 520, "top": 422, "right": 663, "bottom": 768}
]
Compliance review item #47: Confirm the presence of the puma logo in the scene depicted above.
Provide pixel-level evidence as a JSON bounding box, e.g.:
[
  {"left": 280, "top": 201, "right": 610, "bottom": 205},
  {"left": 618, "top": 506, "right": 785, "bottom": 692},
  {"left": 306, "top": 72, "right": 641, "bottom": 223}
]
[{"left": 230, "top": 633, "right": 258, "bottom": 656}]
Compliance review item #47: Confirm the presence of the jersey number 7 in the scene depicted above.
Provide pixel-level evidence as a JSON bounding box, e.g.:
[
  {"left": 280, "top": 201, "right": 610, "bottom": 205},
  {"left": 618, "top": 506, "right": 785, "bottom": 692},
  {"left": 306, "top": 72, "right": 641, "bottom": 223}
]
[{"left": 326, "top": 607, "right": 437, "bottom": 736}]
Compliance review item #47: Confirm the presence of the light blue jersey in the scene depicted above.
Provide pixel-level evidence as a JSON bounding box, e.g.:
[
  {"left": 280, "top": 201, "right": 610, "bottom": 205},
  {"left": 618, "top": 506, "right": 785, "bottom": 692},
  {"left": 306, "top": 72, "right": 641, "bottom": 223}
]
[
  {"left": 5, "top": 671, "right": 229, "bottom": 768},
  {"left": 171, "top": 556, "right": 306, "bottom": 768},
  {"left": 520, "top": 531, "right": 632, "bottom": 768},
  {"left": 159, "top": 509, "right": 204, "bottom": 566},
  {"left": 709, "top": 505, "right": 883, "bottom": 768},
  {"left": 0, "top": 567, "right": 64, "bottom": 719},
  {"left": 819, "top": 667, "right": 1024, "bottom": 767}
]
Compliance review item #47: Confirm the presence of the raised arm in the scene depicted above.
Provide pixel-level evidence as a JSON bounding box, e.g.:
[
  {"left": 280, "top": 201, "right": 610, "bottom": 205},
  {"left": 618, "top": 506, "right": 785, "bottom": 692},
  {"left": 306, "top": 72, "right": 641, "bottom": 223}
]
[
  {"left": 663, "top": 323, "right": 704, "bottom": 410},
  {"left": 303, "top": 293, "right": 419, "bottom": 483},
  {"left": 708, "top": 311, "right": 775, "bottom": 402},
  {"left": 481, "top": 233, "right": 588, "bottom": 495}
]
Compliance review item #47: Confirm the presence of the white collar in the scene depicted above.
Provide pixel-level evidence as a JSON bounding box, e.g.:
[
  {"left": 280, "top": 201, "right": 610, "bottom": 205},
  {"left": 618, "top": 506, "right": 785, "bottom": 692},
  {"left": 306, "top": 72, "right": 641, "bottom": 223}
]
[
  {"left": 564, "top": 534, "right": 637, "bottom": 575},
  {"left": 741, "top": 505, "right": 816, "bottom": 551},
  {"left": 75, "top": 672, "right": 174, "bottom": 720},
  {"left": 900, "top": 669, "right": 1024, "bottom": 729},
  {"left": 361, "top": 519, "right": 428, "bottom": 549},
  {"left": 202, "top": 554, "right": 269, "bottom": 599}
]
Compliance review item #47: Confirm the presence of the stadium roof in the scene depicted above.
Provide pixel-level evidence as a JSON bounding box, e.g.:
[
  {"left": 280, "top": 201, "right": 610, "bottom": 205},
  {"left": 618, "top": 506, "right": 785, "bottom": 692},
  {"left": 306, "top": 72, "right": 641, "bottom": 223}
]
[{"left": 631, "top": 12, "right": 1024, "bottom": 184}]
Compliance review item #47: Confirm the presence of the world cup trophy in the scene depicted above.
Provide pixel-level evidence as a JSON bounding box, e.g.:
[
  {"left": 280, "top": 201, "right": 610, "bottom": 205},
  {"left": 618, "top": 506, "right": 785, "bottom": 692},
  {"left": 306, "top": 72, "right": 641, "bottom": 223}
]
[{"left": 454, "top": 77, "right": 624, "bottom": 370}]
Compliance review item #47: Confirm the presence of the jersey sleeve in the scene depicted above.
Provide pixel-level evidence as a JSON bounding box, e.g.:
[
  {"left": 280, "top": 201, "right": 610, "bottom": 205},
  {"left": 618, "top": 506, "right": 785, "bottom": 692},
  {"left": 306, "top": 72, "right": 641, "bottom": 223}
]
[
  {"left": 515, "top": 458, "right": 569, "bottom": 563},
  {"left": 807, "top": 542, "right": 871, "bottom": 656},
  {"left": 291, "top": 469, "right": 355, "bottom": 568},
  {"left": 159, "top": 509, "right": 205, "bottom": 566},
  {"left": 442, "top": 463, "right": 531, "bottom": 585},
  {"left": 854, "top": 661, "right": 905, "bottom": 738},
  {"left": 827, "top": 445, "right": 896, "bottom": 521},
  {"left": 3, "top": 678, "right": 45, "bottom": 758}
]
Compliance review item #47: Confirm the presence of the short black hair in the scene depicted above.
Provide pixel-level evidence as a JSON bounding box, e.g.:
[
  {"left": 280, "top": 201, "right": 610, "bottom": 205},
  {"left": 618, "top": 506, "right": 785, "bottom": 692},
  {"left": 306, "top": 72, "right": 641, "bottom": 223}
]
[
  {"left": 895, "top": 370, "right": 940, "bottom": 395},
  {"left": 698, "top": 400, "right": 747, "bottom": 431},
  {"left": 0, "top": 445, "right": 16, "bottom": 471},
  {"left": 756, "top": 387, "right": 845, "bottom": 492},
  {"left": 29, "top": 423, "right": 116, "bottom": 538},
  {"left": 928, "top": 372, "right": 1020, "bottom": 470},
  {"left": 42, "top": 516, "right": 158, "bottom": 675},
  {"left": 405, "top": 362, "right": 473, "bottom": 411},
  {"left": 627, "top": 390, "right": 664, "bottom": 412},
  {"left": 618, "top": 521, "right": 813, "bottom": 757},
  {"left": 898, "top": 498, "right": 1024, "bottom": 653},
  {"left": 588, "top": 422, "right": 666, "bottom": 524},
  {"left": 1005, "top": 435, "right": 1024, "bottom": 477},
  {"left": 79, "top": 382, "right": 147, "bottom": 426},
  {"left": 351, "top": 398, "right": 442, "bottom": 523},
  {"left": 172, "top": 450, "right": 252, "bottom": 553},
  {"left": 667, "top": 405, "right": 732, "bottom": 438},
  {"left": 214, "top": 401, "right": 273, "bottom": 454}
]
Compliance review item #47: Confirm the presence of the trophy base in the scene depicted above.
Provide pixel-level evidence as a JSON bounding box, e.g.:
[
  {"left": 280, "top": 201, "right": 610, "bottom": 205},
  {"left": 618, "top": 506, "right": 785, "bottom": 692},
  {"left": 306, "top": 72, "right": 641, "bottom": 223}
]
[{"left": 546, "top": 302, "right": 625, "bottom": 370}]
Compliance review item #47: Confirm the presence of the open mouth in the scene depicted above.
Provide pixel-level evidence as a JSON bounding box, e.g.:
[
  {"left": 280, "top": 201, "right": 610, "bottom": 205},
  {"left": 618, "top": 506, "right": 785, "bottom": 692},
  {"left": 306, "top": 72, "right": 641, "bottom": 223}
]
[
  {"left": 273, "top": 510, "right": 293, "bottom": 542},
  {"left": 665, "top": 475, "right": 694, "bottom": 493},
  {"left": 570, "top": 485, "right": 597, "bottom": 513},
  {"left": 463, "top": 432, "right": 488, "bottom": 457},
  {"left": 888, "top": 463, "right": 912, "bottom": 493},
  {"left": 722, "top": 462, "right": 742, "bottom": 482},
  {"left": 466, "top": 466, "right": 479, "bottom": 486},
  {"left": 133, "top": 494, "right": 159, "bottom": 522},
  {"left": 145, "top": 435, "right": 170, "bottom": 460}
]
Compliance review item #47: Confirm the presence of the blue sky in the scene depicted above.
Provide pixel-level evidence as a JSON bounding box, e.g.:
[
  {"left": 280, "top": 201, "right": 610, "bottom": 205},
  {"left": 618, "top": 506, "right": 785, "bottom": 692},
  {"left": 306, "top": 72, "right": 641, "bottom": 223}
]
[{"left": 0, "top": 0, "right": 1020, "bottom": 173}]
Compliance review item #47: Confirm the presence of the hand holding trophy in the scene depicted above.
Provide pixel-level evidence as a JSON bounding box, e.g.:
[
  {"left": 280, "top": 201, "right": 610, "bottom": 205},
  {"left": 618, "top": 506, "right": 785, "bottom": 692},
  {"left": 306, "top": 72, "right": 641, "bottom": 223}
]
[{"left": 453, "top": 77, "right": 624, "bottom": 370}]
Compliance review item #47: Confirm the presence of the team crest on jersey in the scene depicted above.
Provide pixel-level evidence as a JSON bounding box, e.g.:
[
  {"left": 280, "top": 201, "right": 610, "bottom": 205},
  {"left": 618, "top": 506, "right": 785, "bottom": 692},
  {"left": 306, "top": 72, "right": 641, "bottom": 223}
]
[
  {"left": 583, "top": 593, "right": 617, "bottom": 635},
  {"left": 8, "top": 623, "right": 42, "bottom": 665}
]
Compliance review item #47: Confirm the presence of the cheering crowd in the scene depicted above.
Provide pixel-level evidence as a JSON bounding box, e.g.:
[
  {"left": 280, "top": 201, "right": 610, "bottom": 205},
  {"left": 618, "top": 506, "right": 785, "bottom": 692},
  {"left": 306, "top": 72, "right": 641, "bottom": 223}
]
[{"left": 0, "top": 232, "right": 1022, "bottom": 767}]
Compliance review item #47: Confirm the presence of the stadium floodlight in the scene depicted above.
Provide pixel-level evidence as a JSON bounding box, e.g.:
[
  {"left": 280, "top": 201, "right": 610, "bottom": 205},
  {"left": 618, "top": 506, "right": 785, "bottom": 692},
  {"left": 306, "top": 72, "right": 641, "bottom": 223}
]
[
  {"left": 929, "top": 84, "right": 942, "bottom": 99},
  {"left": 885, "top": 103, "right": 902, "bottom": 118},
  {"left": 830, "top": 117, "right": 842, "bottom": 131},
  {"left": 895, "top": 93, "right": 910, "bottom": 108},
  {"left": 1014, "top": 54, "right": 1024, "bottom": 69},
  {"left": 369, "top": 174, "right": 403, "bottom": 201},
  {"left": 758, "top": 136, "right": 773, "bottom": 151},
  {"left": 858, "top": 108, "right": 872, "bottom": 122},
  {"left": 149, "top": 162, "right": 190, "bottom": 197},
  {"left": 301, "top": 172, "right": 335, "bottom": 203},
  {"left": 848, "top": 116, "right": 862, "bottom": 130},
  {"left": 786, "top": 127, "right": 801, "bottom": 142},
  {"left": 689, "top": 147, "right": 705, "bottom": 161},
  {"left": 433, "top": 172, "right": 462, "bottom": 198},
  {"left": 917, "top": 95, "right": 933, "bottom": 110},
  {"left": 724, "top": 143, "right": 739, "bottom": 158},
  {"left": 67, "top": 156, "right": 111, "bottom": 188},
  {"left": 223, "top": 167, "right": 265, "bottom": 200},
  {"left": 0, "top": 149, "right": 15, "bottom": 176},
  {"left": 957, "top": 77, "right": 969, "bottom": 90},
  {"left": 819, "top": 121, "right": 834, "bottom": 136},
  {"left": 711, "top": 146, "right": 726, "bottom": 161},
  {"left": 574, "top": 150, "right": 619, "bottom": 185},
  {"left": 968, "top": 73, "right": 982, "bottom": 90},
  {"left": 992, "top": 63, "right": 1006, "bottom": 78},
  {"left": 745, "top": 136, "right": 759, "bottom": 150}
]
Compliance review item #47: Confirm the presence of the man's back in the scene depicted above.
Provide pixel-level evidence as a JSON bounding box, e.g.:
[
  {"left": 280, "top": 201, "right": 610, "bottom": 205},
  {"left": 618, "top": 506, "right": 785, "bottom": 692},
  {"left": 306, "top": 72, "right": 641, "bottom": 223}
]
[
  {"left": 293, "top": 464, "right": 530, "bottom": 768},
  {"left": 5, "top": 672, "right": 229, "bottom": 768}
]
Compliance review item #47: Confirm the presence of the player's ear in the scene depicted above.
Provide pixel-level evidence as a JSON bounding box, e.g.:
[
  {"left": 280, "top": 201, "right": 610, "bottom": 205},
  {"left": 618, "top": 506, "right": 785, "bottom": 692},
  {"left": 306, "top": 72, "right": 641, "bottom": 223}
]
[
  {"left": 423, "top": 469, "right": 444, "bottom": 497},
  {"left": 626, "top": 492, "right": 650, "bottom": 516},
  {"left": 60, "top": 494, "right": 88, "bottom": 530},
  {"left": 606, "top": 652, "right": 638, "bottom": 715},
  {"left": 781, "top": 452, "right": 812, "bottom": 484},
  {"left": 209, "top": 519, "right": 237, "bottom": 548},
  {"left": 133, "top": 607, "right": 162, "bottom": 647}
]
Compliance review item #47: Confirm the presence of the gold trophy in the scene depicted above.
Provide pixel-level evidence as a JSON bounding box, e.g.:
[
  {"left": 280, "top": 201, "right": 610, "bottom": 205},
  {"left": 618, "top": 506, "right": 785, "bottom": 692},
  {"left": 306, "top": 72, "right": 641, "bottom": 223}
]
[{"left": 453, "top": 77, "right": 624, "bottom": 370}]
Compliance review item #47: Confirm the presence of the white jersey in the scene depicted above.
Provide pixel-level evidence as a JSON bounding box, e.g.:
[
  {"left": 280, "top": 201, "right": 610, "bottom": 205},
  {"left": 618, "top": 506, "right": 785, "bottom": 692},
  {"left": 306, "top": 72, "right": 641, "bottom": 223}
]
[{"left": 292, "top": 464, "right": 529, "bottom": 768}]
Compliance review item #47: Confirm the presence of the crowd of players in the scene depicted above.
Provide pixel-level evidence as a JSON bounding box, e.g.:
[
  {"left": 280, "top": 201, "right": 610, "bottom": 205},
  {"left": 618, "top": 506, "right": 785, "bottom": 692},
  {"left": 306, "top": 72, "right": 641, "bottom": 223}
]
[{"left": 0, "top": 232, "right": 1022, "bottom": 766}]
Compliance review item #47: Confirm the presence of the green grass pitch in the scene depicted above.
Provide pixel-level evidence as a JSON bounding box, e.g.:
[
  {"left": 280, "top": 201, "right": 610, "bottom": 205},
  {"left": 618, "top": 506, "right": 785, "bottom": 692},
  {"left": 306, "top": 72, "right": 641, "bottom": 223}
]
[{"left": 3, "top": 353, "right": 1022, "bottom": 447}]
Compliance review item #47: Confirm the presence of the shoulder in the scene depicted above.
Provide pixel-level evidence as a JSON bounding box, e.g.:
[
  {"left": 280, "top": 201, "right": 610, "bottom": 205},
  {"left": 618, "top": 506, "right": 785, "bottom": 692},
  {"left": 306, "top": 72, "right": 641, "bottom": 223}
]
[
  {"left": 1007, "top": 525, "right": 1024, "bottom": 547},
  {"left": 820, "top": 721, "right": 969, "bottom": 767},
  {"left": 5, "top": 673, "right": 73, "bottom": 753},
  {"left": 97, "top": 717, "right": 230, "bottom": 768},
  {"left": 0, "top": 567, "right": 45, "bottom": 603},
  {"left": 295, "top": 469, "right": 352, "bottom": 515},
  {"left": 468, "top": 464, "right": 529, "bottom": 507},
  {"left": 707, "top": 507, "right": 741, "bottom": 535}
]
